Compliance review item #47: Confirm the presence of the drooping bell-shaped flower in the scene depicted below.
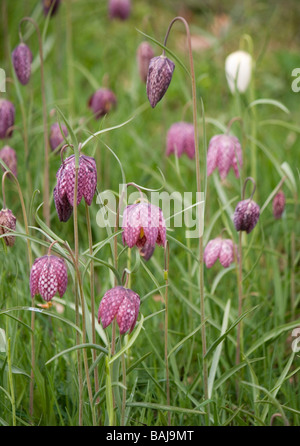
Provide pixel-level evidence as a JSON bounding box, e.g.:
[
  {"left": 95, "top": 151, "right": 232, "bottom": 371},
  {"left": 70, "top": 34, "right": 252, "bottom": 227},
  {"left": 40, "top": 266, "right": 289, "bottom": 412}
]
[
  {"left": 49, "top": 122, "right": 69, "bottom": 152},
  {"left": 166, "top": 122, "right": 195, "bottom": 159},
  {"left": 0, "top": 99, "right": 15, "bottom": 139},
  {"left": 98, "top": 286, "right": 140, "bottom": 334},
  {"left": 88, "top": 88, "right": 117, "bottom": 119},
  {"left": 233, "top": 199, "right": 260, "bottom": 233},
  {"left": 12, "top": 43, "right": 33, "bottom": 86},
  {"left": 204, "top": 237, "right": 237, "bottom": 268},
  {"left": 122, "top": 202, "right": 166, "bottom": 261},
  {"left": 272, "top": 190, "right": 285, "bottom": 219},
  {"left": 108, "top": 0, "right": 131, "bottom": 20},
  {"left": 0, "top": 208, "right": 16, "bottom": 247},
  {"left": 30, "top": 255, "right": 68, "bottom": 302},
  {"left": 42, "top": 0, "right": 61, "bottom": 17},
  {"left": 137, "top": 41, "right": 155, "bottom": 83},
  {"left": 54, "top": 153, "right": 97, "bottom": 222},
  {"left": 225, "top": 50, "right": 252, "bottom": 94},
  {"left": 0, "top": 145, "right": 17, "bottom": 177},
  {"left": 207, "top": 133, "right": 242, "bottom": 179},
  {"left": 146, "top": 55, "right": 175, "bottom": 108}
]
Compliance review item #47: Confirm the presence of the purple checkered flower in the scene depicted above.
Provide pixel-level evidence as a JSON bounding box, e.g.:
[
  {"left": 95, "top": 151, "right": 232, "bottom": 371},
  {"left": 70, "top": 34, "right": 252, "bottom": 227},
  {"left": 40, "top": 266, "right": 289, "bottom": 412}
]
[
  {"left": 137, "top": 42, "right": 155, "bottom": 83},
  {"left": 146, "top": 55, "right": 175, "bottom": 108},
  {"left": 0, "top": 99, "right": 15, "bottom": 139},
  {"left": 204, "top": 237, "right": 237, "bottom": 268},
  {"left": 0, "top": 208, "right": 16, "bottom": 247},
  {"left": 166, "top": 122, "right": 195, "bottom": 159},
  {"left": 122, "top": 202, "right": 166, "bottom": 261},
  {"left": 30, "top": 255, "right": 68, "bottom": 302},
  {"left": 272, "top": 190, "right": 285, "bottom": 219},
  {"left": 98, "top": 286, "right": 140, "bottom": 335},
  {"left": 207, "top": 134, "right": 242, "bottom": 179},
  {"left": 42, "top": 0, "right": 61, "bottom": 17},
  {"left": 88, "top": 88, "right": 117, "bottom": 119},
  {"left": 233, "top": 199, "right": 260, "bottom": 233},
  {"left": 12, "top": 43, "right": 33, "bottom": 86},
  {"left": 54, "top": 153, "right": 97, "bottom": 222},
  {"left": 49, "top": 122, "right": 68, "bottom": 152},
  {"left": 108, "top": 0, "right": 131, "bottom": 20},
  {"left": 0, "top": 145, "right": 17, "bottom": 177}
]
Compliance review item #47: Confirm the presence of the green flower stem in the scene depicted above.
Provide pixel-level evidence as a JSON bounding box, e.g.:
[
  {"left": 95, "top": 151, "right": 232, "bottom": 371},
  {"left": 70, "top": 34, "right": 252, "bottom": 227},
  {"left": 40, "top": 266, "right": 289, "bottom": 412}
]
[
  {"left": 7, "top": 337, "right": 16, "bottom": 426},
  {"left": 164, "top": 241, "right": 171, "bottom": 426}
]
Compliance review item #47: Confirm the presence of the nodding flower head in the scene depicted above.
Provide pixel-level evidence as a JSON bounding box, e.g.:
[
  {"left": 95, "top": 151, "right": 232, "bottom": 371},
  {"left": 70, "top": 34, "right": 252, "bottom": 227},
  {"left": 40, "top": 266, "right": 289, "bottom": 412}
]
[
  {"left": 30, "top": 255, "right": 68, "bottom": 302},
  {"left": 98, "top": 286, "right": 140, "bottom": 335},
  {"left": 0, "top": 99, "right": 15, "bottom": 140},
  {"left": 204, "top": 236, "right": 237, "bottom": 268},
  {"left": 122, "top": 202, "right": 166, "bottom": 261},
  {"left": 12, "top": 43, "right": 33, "bottom": 86},
  {"left": 234, "top": 177, "right": 260, "bottom": 234},
  {"left": 207, "top": 133, "right": 242, "bottom": 180},
  {"left": 49, "top": 122, "right": 69, "bottom": 152},
  {"left": 146, "top": 55, "right": 175, "bottom": 108},
  {"left": 0, "top": 208, "right": 16, "bottom": 247},
  {"left": 225, "top": 50, "right": 252, "bottom": 94},
  {"left": 42, "top": 0, "right": 61, "bottom": 17},
  {"left": 108, "top": 0, "right": 131, "bottom": 20},
  {"left": 137, "top": 41, "right": 155, "bottom": 83},
  {"left": 54, "top": 152, "right": 97, "bottom": 222},
  {"left": 88, "top": 88, "right": 117, "bottom": 119},
  {"left": 272, "top": 190, "right": 285, "bottom": 219},
  {"left": 0, "top": 146, "right": 17, "bottom": 177},
  {"left": 166, "top": 122, "right": 195, "bottom": 159}
]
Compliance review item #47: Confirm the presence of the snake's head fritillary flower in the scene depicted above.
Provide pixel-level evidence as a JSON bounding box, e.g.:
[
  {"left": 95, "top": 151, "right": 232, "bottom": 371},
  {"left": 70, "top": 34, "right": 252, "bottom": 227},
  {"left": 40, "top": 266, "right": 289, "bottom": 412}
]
[
  {"left": 137, "top": 42, "right": 155, "bottom": 83},
  {"left": 166, "top": 122, "right": 195, "bottom": 159},
  {"left": 207, "top": 134, "right": 242, "bottom": 180},
  {"left": 146, "top": 55, "right": 175, "bottom": 108},
  {"left": 42, "top": 0, "right": 61, "bottom": 17},
  {"left": 225, "top": 50, "right": 252, "bottom": 94},
  {"left": 49, "top": 123, "right": 69, "bottom": 152},
  {"left": 0, "top": 99, "right": 15, "bottom": 140},
  {"left": 0, "top": 146, "right": 17, "bottom": 177},
  {"left": 12, "top": 43, "right": 33, "bottom": 86},
  {"left": 0, "top": 208, "right": 16, "bottom": 247},
  {"left": 122, "top": 202, "right": 166, "bottom": 261},
  {"left": 98, "top": 286, "right": 140, "bottom": 335},
  {"left": 88, "top": 88, "right": 117, "bottom": 119},
  {"left": 54, "top": 153, "right": 97, "bottom": 222},
  {"left": 233, "top": 199, "right": 260, "bottom": 234},
  {"left": 108, "top": 0, "right": 131, "bottom": 20},
  {"left": 30, "top": 255, "right": 68, "bottom": 302},
  {"left": 204, "top": 237, "right": 237, "bottom": 268},
  {"left": 273, "top": 190, "right": 285, "bottom": 219}
]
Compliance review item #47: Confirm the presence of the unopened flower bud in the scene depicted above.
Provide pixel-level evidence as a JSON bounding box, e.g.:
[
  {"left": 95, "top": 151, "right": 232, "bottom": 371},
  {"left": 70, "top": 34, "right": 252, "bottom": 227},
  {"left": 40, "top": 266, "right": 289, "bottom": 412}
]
[
  {"left": 137, "top": 42, "right": 155, "bottom": 83},
  {"left": 233, "top": 199, "right": 260, "bottom": 233},
  {"left": 108, "top": 0, "right": 131, "bottom": 20},
  {"left": 225, "top": 50, "right": 252, "bottom": 94},
  {"left": 0, "top": 145, "right": 17, "bottom": 177},
  {"left": 49, "top": 122, "right": 68, "bottom": 152},
  {"left": 273, "top": 190, "right": 285, "bottom": 219},
  {"left": 88, "top": 88, "right": 117, "bottom": 119},
  {"left": 0, "top": 208, "right": 16, "bottom": 247},
  {"left": 146, "top": 55, "right": 175, "bottom": 108},
  {"left": 42, "top": 0, "right": 61, "bottom": 17},
  {"left": 0, "top": 99, "right": 15, "bottom": 139},
  {"left": 12, "top": 43, "right": 33, "bottom": 86}
]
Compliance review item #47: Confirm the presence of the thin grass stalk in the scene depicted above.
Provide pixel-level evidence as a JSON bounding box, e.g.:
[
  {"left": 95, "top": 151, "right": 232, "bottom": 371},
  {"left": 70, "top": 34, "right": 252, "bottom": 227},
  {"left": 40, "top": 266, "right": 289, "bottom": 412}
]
[
  {"left": 121, "top": 339, "right": 126, "bottom": 426},
  {"left": 236, "top": 230, "right": 243, "bottom": 368},
  {"left": 164, "top": 241, "right": 171, "bottom": 425},
  {"left": 7, "top": 337, "right": 16, "bottom": 426}
]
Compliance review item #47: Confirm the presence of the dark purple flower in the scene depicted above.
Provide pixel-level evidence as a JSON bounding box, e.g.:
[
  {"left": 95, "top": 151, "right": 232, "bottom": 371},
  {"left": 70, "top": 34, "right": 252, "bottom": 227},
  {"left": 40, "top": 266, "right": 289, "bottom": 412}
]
[
  {"left": 30, "top": 255, "right": 68, "bottom": 302},
  {"left": 98, "top": 286, "right": 140, "bottom": 334},
  {"left": 272, "top": 190, "right": 285, "bottom": 219},
  {"left": 108, "top": 0, "right": 131, "bottom": 20},
  {"left": 0, "top": 145, "right": 17, "bottom": 177},
  {"left": 0, "top": 99, "right": 15, "bottom": 139},
  {"left": 146, "top": 55, "right": 175, "bottom": 108},
  {"left": 42, "top": 0, "right": 61, "bottom": 17},
  {"left": 122, "top": 202, "right": 166, "bottom": 261},
  {"left": 166, "top": 122, "right": 195, "bottom": 159},
  {"left": 49, "top": 122, "right": 68, "bottom": 152},
  {"left": 54, "top": 153, "right": 97, "bottom": 222},
  {"left": 0, "top": 208, "right": 16, "bottom": 247},
  {"left": 12, "top": 43, "right": 33, "bottom": 86},
  {"left": 88, "top": 88, "right": 117, "bottom": 119},
  {"left": 137, "top": 41, "right": 155, "bottom": 83},
  {"left": 233, "top": 199, "right": 260, "bottom": 233},
  {"left": 204, "top": 237, "right": 237, "bottom": 268},
  {"left": 207, "top": 134, "right": 242, "bottom": 179}
]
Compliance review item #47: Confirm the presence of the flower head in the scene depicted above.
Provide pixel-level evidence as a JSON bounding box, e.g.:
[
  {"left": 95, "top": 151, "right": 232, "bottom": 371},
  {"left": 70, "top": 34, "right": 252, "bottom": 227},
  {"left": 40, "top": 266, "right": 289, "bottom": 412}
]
[
  {"left": 204, "top": 237, "right": 237, "bottom": 268},
  {"left": 233, "top": 199, "right": 260, "bottom": 233},
  {"left": 225, "top": 50, "right": 252, "bottom": 94},
  {"left": 146, "top": 55, "right": 175, "bottom": 108},
  {"left": 30, "top": 255, "right": 68, "bottom": 301},
  {"left": 122, "top": 202, "right": 166, "bottom": 261},
  {"left": 207, "top": 134, "right": 242, "bottom": 179},
  {"left": 0, "top": 208, "right": 16, "bottom": 247},
  {"left": 88, "top": 88, "right": 117, "bottom": 119},
  {"left": 49, "top": 122, "right": 68, "bottom": 152},
  {"left": 98, "top": 286, "right": 140, "bottom": 335},
  {"left": 108, "top": 0, "right": 131, "bottom": 20},
  {"left": 0, "top": 99, "right": 15, "bottom": 139},
  {"left": 137, "top": 42, "right": 155, "bottom": 83},
  {"left": 54, "top": 153, "right": 97, "bottom": 222},
  {"left": 0, "top": 145, "right": 17, "bottom": 177},
  {"left": 273, "top": 190, "right": 285, "bottom": 219},
  {"left": 166, "top": 122, "right": 195, "bottom": 159},
  {"left": 12, "top": 43, "right": 33, "bottom": 86},
  {"left": 42, "top": 0, "right": 61, "bottom": 17}
]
